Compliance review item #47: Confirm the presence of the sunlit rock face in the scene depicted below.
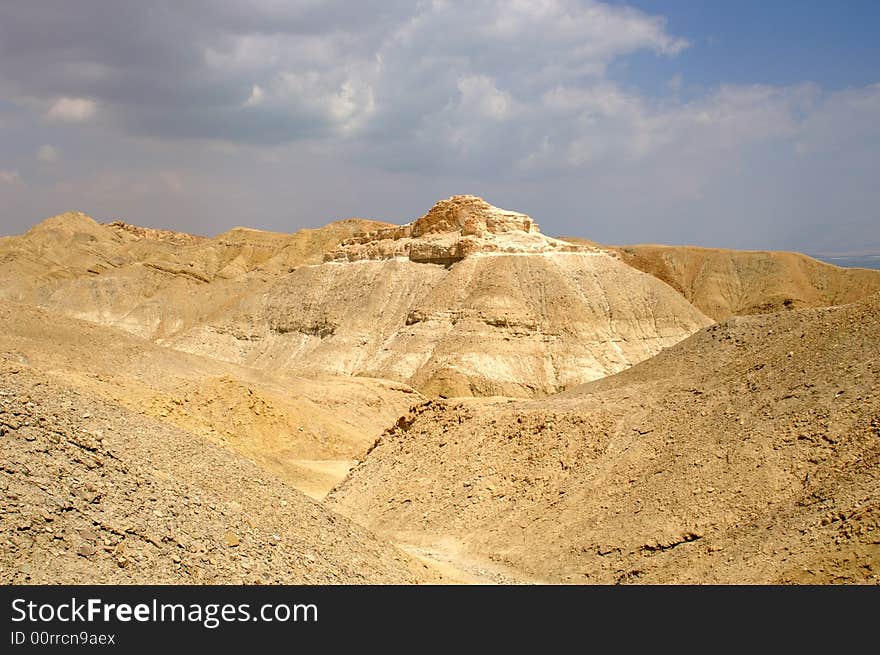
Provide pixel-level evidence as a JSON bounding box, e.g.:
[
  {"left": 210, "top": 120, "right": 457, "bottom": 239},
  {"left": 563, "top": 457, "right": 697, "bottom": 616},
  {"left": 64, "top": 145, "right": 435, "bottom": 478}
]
[
  {"left": 169, "top": 196, "right": 713, "bottom": 397},
  {"left": 323, "top": 195, "right": 584, "bottom": 265}
]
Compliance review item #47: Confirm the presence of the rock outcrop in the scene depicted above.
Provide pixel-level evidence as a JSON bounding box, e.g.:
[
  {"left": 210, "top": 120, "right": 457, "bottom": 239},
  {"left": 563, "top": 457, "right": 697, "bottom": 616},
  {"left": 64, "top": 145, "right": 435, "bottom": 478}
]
[{"left": 324, "top": 195, "right": 583, "bottom": 264}]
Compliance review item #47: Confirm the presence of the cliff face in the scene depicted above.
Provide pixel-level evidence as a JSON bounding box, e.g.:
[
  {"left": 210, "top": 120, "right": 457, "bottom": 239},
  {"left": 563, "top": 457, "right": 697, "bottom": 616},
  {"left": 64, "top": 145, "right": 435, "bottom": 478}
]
[{"left": 168, "top": 196, "right": 712, "bottom": 396}]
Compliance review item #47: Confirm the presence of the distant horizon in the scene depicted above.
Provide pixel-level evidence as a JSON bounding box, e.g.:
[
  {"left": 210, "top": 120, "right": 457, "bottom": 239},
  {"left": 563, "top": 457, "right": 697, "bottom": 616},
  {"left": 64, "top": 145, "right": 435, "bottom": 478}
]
[{"left": 3, "top": 203, "right": 877, "bottom": 265}]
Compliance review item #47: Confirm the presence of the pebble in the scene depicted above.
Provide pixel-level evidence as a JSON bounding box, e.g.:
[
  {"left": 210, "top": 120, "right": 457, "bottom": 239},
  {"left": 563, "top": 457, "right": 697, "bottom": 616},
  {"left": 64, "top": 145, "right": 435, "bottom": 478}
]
[{"left": 77, "top": 543, "right": 97, "bottom": 557}]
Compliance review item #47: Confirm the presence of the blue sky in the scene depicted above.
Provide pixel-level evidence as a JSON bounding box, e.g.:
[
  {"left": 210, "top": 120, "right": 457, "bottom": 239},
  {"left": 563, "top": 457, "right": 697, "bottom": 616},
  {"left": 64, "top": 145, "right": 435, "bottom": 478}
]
[
  {"left": 619, "top": 1, "right": 880, "bottom": 90},
  {"left": 0, "top": 1, "right": 878, "bottom": 254}
]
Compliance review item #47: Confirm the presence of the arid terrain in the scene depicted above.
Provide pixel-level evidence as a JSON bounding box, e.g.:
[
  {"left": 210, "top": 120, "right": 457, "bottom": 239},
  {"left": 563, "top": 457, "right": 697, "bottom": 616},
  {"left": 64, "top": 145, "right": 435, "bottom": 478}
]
[{"left": 2, "top": 195, "right": 878, "bottom": 584}]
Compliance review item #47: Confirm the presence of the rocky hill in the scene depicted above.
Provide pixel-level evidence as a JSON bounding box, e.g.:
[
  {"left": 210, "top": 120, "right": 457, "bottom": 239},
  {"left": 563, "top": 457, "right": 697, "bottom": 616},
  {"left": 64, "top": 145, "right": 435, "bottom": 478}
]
[
  {"left": 561, "top": 239, "right": 880, "bottom": 321},
  {"left": 168, "top": 196, "right": 712, "bottom": 397},
  {"left": 0, "top": 300, "right": 419, "bottom": 499},
  {"left": 0, "top": 212, "right": 392, "bottom": 340},
  {"left": 0, "top": 363, "right": 433, "bottom": 584},
  {"left": 9, "top": 200, "right": 876, "bottom": 399},
  {"left": 329, "top": 294, "right": 880, "bottom": 583}
]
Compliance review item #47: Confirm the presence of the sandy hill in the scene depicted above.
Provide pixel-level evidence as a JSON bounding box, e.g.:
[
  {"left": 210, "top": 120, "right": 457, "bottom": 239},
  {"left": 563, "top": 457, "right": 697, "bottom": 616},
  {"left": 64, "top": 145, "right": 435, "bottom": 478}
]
[
  {"left": 0, "top": 212, "right": 392, "bottom": 340},
  {"left": 168, "top": 196, "right": 711, "bottom": 397},
  {"left": 0, "top": 299, "right": 419, "bottom": 499},
  {"left": 0, "top": 361, "right": 434, "bottom": 584},
  {"left": 329, "top": 294, "right": 880, "bottom": 584},
  {"left": 561, "top": 239, "right": 880, "bottom": 321}
]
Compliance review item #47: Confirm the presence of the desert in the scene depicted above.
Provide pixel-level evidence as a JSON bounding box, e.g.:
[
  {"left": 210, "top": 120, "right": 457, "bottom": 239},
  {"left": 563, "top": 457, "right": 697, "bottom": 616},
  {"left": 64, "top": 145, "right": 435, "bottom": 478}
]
[
  {"left": 2, "top": 2, "right": 879, "bottom": 594},
  {"left": 2, "top": 195, "right": 878, "bottom": 584}
]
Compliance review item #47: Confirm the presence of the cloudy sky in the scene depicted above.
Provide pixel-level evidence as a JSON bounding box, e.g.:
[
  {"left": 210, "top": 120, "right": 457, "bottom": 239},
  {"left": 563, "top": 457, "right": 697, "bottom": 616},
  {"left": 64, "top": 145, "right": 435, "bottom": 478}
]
[{"left": 1, "top": 1, "right": 878, "bottom": 253}]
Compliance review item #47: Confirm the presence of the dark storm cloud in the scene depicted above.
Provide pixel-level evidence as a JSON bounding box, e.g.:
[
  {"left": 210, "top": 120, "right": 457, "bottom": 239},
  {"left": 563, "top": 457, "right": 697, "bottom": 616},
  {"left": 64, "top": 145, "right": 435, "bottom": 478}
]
[{"left": 0, "top": 1, "right": 407, "bottom": 140}]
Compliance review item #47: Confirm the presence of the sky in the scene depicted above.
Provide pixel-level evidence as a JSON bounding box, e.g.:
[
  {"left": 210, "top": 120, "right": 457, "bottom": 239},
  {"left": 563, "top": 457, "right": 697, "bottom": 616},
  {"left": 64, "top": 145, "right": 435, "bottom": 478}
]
[{"left": 0, "top": 1, "right": 878, "bottom": 253}]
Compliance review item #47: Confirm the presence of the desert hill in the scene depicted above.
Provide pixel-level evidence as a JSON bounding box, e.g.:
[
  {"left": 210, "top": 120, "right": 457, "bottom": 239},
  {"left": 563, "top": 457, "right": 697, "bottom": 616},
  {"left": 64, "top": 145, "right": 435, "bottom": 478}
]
[
  {"left": 561, "top": 239, "right": 880, "bottom": 320},
  {"left": 0, "top": 299, "right": 419, "bottom": 499},
  {"left": 0, "top": 361, "right": 433, "bottom": 584},
  {"left": 167, "top": 196, "right": 712, "bottom": 397},
  {"left": 0, "top": 212, "right": 392, "bottom": 340},
  {"left": 329, "top": 293, "right": 880, "bottom": 583},
  {"left": 6, "top": 200, "right": 877, "bottom": 399}
]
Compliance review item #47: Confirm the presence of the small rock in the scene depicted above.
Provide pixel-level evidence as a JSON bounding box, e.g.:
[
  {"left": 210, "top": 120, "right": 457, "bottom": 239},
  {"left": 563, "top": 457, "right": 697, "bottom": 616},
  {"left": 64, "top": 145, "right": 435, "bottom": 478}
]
[
  {"left": 77, "top": 543, "right": 97, "bottom": 557},
  {"left": 225, "top": 531, "right": 240, "bottom": 547}
]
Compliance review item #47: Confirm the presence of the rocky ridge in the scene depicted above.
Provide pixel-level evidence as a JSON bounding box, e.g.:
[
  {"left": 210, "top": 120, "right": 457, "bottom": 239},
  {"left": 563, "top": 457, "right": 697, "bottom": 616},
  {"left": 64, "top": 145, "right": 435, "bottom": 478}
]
[
  {"left": 0, "top": 212, "right": 393, "bottom": 340},
  {"left": 560, "top": 239, "right": 880, "bottom": 320}
]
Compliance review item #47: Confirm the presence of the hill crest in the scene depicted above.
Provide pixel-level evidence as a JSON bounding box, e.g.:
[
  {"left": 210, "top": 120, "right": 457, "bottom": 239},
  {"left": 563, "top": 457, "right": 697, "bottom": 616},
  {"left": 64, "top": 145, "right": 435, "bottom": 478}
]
[{"left": 325, "top": 195, "right": 590, "bottom": 265}]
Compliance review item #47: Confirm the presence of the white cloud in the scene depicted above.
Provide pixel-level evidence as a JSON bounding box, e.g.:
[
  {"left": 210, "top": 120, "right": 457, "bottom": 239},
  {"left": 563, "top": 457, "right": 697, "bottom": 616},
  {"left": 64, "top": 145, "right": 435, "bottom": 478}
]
[
  {"left": 174, "top": 0, "right": 690, "bottom": 145},
  {"left": 47, "top": 96, "right": 97, "bottom": 122},
  {"left": 793, "top": 83, "right": 880, "bottom": 156},
  {"left": 254, "top": 69, "right": 377, "bottom": 134},
  {"left": 244, "top": 84, "right": 264, "bottom": 107},
  {"left": 37, "top": 144, "right": 59, "bottom": 163},
  {"left": 457, "top": 75, "right": 514, "bottom": 120},
  {"left": 0, "top": 169, "right": 23, "bottom": 185}
]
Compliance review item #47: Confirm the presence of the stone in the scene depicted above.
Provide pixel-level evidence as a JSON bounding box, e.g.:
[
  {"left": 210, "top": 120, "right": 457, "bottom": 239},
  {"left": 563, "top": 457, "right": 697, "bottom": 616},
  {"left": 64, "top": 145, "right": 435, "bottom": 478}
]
[{"left": 77, "top": 543, "right": 97, "bottom": 557}]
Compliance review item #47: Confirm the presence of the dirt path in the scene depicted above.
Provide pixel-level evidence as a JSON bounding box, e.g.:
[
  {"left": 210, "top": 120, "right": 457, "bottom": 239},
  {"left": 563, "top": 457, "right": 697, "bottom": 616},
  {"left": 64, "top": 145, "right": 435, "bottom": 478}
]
[{"left": 393, "top": 535, "right": 543, "bottom": 585}]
